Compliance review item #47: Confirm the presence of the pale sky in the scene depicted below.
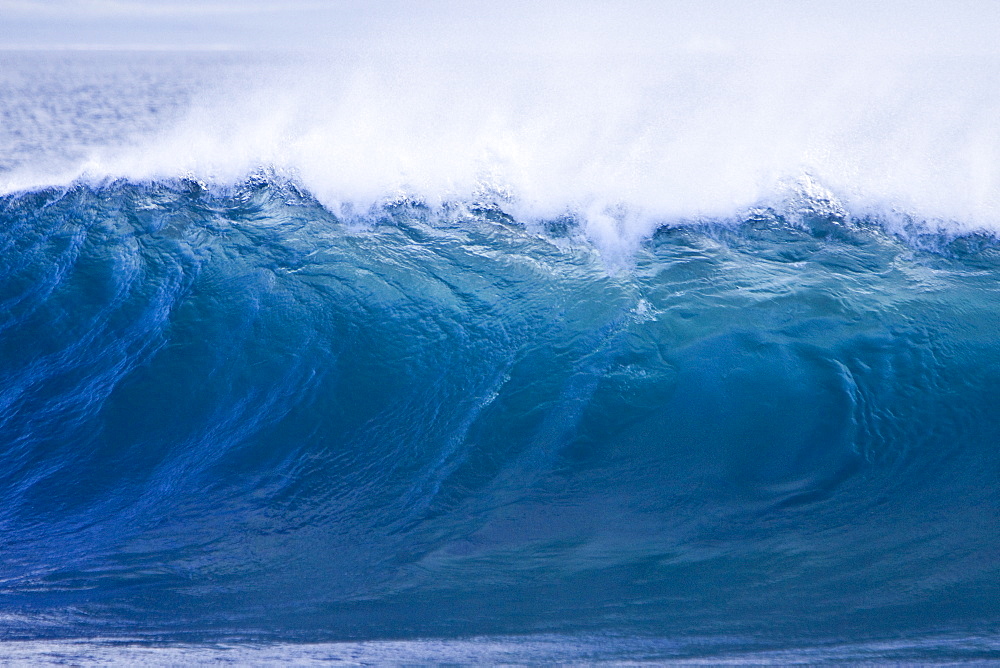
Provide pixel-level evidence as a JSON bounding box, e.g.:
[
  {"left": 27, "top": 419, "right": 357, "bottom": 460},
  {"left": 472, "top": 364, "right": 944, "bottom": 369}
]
[
  {"left": 0, "top": 0, "right": 381, "bottom": 50},
  {"left": 1, "top": 0, "right": 998, "bottom": 54}
]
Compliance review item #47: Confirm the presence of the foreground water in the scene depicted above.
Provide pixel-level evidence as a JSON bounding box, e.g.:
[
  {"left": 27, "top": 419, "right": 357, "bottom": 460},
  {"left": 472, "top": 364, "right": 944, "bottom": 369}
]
[{"left": 1, "top": 50, "right": 1000, "bottom": 663}]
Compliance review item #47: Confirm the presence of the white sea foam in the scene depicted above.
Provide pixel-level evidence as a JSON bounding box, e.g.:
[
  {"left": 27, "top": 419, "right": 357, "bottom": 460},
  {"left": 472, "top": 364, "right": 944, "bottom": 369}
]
[{"left": 3, "top": 2, "right": 1000, "bottom": 252}]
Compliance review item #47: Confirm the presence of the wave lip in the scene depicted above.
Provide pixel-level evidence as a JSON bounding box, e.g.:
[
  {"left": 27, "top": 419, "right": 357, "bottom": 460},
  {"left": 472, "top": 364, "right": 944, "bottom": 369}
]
[{"left": 4, "top": 48, "right": 1000, "bottom": 253}]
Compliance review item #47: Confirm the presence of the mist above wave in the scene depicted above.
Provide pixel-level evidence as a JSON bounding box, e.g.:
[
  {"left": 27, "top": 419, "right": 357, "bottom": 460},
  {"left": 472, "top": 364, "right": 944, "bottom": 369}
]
[{"left": 3, "top": 2, "right": 1000, "bottom": 255}]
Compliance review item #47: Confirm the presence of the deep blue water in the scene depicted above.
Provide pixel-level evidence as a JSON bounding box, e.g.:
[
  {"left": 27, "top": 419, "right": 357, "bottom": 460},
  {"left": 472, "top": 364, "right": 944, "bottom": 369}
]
[
  {"left": 1, "top": 179, "right": 1000, "bottom": 662},
  {"left": 3, "top": 49, "right": 1000, "bottom": 663}
]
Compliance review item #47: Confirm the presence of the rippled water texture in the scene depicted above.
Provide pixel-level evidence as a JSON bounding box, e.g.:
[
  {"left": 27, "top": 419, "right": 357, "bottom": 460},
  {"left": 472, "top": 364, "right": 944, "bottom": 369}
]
[
  {"left": 1, "top": 180, "right": 1000, "bottom": 652},
  {"left": 2, "top": 50, "right": 1000, "bottom": 662}
]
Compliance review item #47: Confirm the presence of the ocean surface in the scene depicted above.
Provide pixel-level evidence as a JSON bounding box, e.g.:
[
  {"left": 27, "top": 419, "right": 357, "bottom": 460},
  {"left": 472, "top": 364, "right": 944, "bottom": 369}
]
[{"left": 2, "top": 49, "right": 1000, "bottom": 664}]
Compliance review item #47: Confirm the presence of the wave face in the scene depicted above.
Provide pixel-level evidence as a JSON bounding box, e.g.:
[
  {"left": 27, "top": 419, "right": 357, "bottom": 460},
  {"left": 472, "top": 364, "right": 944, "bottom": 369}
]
[
  {"left": 2, "top": 42, "right": 1000, "bottom": 660},
  {"left": 2, "top": 178, "right": 1000, "bottom": 654}
]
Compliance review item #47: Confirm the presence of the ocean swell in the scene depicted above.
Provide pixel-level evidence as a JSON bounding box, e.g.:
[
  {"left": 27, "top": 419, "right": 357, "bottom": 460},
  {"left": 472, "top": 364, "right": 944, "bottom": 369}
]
[{"left": 1, "top": 179, "right": 1000, "bottom": 645}]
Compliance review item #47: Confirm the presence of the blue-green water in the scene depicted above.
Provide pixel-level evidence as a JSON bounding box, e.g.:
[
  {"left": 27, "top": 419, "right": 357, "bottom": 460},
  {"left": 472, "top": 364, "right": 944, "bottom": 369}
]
[
  {"left": 2, "top": 51, "right": 1000, "bottom": 663},
  {"left": 3, "top": 180, "right": 1000, "bottom": 658}
]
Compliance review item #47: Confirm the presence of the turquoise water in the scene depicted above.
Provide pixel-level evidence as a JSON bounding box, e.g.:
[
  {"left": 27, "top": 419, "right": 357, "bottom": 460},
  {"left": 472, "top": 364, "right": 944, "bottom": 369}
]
[{"left": 2, "top": 51, "right": 1000, "bottom": 662}]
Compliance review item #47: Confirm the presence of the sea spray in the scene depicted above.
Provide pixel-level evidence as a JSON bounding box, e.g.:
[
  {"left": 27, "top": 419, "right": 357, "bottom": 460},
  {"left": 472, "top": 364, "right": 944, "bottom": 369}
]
[{"left": 2, "top": 3, "right": 1000, "bottom": 660}]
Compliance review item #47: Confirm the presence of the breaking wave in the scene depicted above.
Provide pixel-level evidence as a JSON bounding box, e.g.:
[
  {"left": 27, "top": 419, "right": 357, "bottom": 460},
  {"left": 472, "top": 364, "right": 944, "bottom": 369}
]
[
  {"left": 1, "top": 178, "right": 1000, "bottom": 655},
  {"left": 3, "top": 13, "right": 1000, "bottom": 655}
]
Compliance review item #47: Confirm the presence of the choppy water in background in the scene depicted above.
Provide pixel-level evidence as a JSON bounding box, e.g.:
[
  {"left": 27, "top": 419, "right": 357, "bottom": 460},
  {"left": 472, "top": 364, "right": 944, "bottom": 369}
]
[
  {"left": 2, "top": 50, "right": 1000, "bottom": 663},
  {"left": 0, "top": 51, "right": 267, "bottom": 178}
]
